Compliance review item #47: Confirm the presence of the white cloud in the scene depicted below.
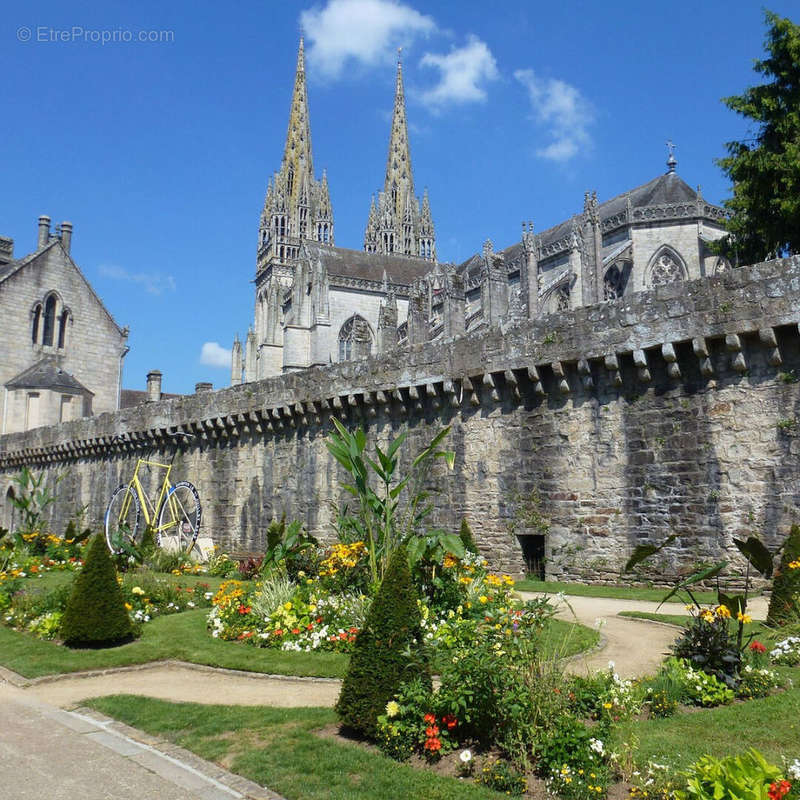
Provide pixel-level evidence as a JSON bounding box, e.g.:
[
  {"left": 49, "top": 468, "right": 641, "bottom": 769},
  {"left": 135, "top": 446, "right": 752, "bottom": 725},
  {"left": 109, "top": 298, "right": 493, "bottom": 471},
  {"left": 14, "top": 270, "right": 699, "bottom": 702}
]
[
  {"left": 419, "top": 36, "right": 499, "bottom": 106},
  {"left": 301, "top": 0, "right": 435, "bottom": 79},
  {"left": 200, "top": 342, "right": 232, "bottom": 368},
  {"left": 514, "top": 68, "right": 594, "bottom": 162},
  {"left": 99, "top": 263, "right": 176, "bottom": 295}
]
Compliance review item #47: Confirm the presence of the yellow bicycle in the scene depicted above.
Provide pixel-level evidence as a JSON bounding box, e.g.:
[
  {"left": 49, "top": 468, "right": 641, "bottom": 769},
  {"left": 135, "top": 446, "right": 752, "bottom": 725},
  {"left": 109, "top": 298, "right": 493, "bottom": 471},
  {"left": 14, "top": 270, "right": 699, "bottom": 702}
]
[{"left": 104, "top": 433, "right": 201, "bottom": 554}]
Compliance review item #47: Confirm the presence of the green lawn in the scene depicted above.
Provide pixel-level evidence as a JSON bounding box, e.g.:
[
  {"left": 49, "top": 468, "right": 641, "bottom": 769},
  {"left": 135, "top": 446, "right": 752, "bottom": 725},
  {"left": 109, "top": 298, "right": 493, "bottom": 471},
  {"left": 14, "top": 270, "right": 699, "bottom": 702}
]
[
  {"left": 634, "top": 677, "right": 800, "bottom": 770},
  {"left": 0, "top": 607, "right": 594, "bottom": 680},
  {"left": 516, "top": 578, "right": 721, "bottom": 604},
  {"left": 87, "top": 678, "right": 800, "bottom": 799},
  {"left": 0, "top": 609, "right": 348, "bottom": 679},
  {"left": 85, "top": 696, "right": 507, "bottom": 800}
]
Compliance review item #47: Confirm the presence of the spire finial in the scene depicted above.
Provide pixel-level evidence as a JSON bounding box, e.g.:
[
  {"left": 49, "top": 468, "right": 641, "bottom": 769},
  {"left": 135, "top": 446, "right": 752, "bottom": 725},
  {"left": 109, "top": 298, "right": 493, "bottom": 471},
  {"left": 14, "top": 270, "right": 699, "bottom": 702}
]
[{"left": 666, "top": 140, "right": 677, "bottom": 173}]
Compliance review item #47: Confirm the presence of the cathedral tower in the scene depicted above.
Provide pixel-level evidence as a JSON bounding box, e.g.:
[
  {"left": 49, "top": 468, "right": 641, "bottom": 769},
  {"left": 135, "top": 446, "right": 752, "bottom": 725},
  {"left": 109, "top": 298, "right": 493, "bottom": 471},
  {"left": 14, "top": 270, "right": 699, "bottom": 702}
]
[
  {"left": 257, "top": 38, "right": 334, "bottom": 276},
  {"left": 364, "top": 56, "right": 435, "bottom": 261},
  {"left": 246, "top": 38, "right": 335, "bottom": 382}
]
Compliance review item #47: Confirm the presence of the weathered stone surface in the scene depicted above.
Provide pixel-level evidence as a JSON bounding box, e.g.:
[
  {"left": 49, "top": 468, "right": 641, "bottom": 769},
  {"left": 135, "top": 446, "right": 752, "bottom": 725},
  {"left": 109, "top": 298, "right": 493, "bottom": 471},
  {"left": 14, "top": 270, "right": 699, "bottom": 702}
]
[{"left": 2, "top": 257, "right": 800, "bottom": 579}]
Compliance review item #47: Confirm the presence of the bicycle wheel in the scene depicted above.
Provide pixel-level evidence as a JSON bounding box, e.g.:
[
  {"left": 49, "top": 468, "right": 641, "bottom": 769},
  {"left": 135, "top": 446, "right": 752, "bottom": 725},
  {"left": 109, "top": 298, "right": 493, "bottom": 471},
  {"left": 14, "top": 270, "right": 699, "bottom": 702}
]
[
  {"left": 156, "top": 481, "right": 202, "bottom": 553},
  {"left": 104, "top": 485, "right": 141, "bottom": 553}
]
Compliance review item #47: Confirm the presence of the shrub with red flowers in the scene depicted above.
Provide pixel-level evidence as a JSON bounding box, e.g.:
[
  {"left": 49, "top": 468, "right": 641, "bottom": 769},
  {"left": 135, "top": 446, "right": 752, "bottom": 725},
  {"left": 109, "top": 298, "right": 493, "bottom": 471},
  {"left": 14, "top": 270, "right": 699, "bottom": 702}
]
[{"left": 375, "top": 679, "right": 458, "bottom": 762}]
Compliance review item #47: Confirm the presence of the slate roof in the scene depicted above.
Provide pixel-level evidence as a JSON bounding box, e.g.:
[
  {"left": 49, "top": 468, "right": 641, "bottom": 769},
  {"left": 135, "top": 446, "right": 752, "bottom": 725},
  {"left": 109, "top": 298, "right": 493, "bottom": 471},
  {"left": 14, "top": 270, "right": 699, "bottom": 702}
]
[
  {"left": 6, "top": 359, "right": 93, "bottom": 395},
  {"left": 457, "top": 172, "right": 721, "bottom": 283},
  {"left": 301, "top": 242, "right": 433, "bottom": 286}
]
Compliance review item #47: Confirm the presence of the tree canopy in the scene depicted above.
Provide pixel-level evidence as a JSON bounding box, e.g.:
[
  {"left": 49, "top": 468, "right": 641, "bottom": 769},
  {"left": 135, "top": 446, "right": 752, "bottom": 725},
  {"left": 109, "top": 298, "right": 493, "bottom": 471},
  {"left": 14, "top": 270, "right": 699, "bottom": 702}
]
[{"left": 716, "top": 11, "right": 800, "bottom": 265}]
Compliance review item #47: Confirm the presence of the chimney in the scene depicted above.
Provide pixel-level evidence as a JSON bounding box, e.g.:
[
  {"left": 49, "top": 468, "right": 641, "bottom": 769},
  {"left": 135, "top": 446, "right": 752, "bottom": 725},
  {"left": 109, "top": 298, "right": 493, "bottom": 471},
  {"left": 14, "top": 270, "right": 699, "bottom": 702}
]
[
  {"left": 195, "top": 382, "right": 213, "bottom": 393},
  {"left": 60, "top": 221, "right": 73, "bottom": 255},
  {"left": 38, "top": 215, "right": 51, "bottom": 249},
  {"left": 146, "top": 370, "right": 162, "bottom": 402}
]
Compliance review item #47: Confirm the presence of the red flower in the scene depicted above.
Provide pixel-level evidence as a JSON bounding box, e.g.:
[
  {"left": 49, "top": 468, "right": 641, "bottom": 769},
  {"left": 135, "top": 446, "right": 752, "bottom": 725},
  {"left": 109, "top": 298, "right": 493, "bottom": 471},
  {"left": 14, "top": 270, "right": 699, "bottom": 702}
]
[
  {"left": 237, "top": 631, "right": 253, "bottom": 640},
  {"left": 349, "top": 627, "right": 359, "bottom": 633},
  {"left": 291, "top": 628, "right": 300, "bottom": 635},
  {"left": 237, "top": 605, "right": 251, "bottom": 615},
  {"left": 307, "top": 623, "right": 314, "bottom": 630},
  {"left": 750, "top": 640, "right": 767, "bottom": 654},
  {"left": 768, "top": 780, "right": 791, "bottom": 800},
  {"left": 425, "top": 725, "right": 440, "bottom": 737},
  {"left": 274, "top": 629, "right": 283, "bottom": 636},
  {"left": 423, "top": 737, "right": 442, "bottom": 752},
  {"left": 423, "top": 713, "right": 436, "bottom": 724},
  {"left": 441, "top": 714, "right": 457, "bottom": 730}
]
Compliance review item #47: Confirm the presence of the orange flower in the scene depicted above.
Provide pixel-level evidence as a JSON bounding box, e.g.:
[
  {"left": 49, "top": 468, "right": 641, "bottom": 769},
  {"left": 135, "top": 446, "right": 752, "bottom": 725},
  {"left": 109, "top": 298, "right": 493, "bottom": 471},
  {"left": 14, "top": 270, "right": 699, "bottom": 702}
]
[
  {"left": 423, "top": 713, "right": 436, "bottom": 724},
  {"left": 425, "top": 725, "right": 440, "bottom": 737},
  {"left": 423, "top": 737, "right": 442, "bottom": 752}
]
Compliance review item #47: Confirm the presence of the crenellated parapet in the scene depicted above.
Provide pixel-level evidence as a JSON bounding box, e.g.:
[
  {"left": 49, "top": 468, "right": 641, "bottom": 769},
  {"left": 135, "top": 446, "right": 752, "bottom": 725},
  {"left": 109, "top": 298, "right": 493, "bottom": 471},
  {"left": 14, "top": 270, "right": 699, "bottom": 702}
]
[{"left": 3, "top": 255, "right": 799, "bottom": 471}]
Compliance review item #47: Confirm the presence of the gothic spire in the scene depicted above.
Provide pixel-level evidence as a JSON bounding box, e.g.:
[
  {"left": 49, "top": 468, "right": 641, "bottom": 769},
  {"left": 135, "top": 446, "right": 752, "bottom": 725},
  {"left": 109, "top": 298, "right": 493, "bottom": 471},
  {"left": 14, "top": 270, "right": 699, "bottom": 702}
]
[
  {"left": 384, "top": 55, "right": 414, "bottom": 223},
  {"left": 282, "top": 38, "right": 314, "bottom": 199}
]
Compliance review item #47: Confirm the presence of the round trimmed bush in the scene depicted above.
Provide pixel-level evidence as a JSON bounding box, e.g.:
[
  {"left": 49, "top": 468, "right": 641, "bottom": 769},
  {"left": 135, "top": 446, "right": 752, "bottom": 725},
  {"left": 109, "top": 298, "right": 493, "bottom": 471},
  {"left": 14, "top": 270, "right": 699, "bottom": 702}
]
[
  {"left": 335, "top": 545, "right": 427, "bottom": 738},
  {"left": 60, "top": 533, "right": 134, "bottom": 647},
  {"left": 767, "top": 524, "right": 800, "bottom": 627}
]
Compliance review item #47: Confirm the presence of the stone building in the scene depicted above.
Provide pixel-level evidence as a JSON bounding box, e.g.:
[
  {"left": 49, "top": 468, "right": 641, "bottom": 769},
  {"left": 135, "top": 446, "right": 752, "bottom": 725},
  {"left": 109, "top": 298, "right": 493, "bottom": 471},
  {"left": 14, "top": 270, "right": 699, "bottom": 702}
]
[
  {"left": 0, "top": 217, "right": 128, "bottom": 434},
  {"left": 234, "top": 45, "right": 729, "bottom": 383},
  {"left": 233, "top": 40, "right": 436, "bottom": 382}
]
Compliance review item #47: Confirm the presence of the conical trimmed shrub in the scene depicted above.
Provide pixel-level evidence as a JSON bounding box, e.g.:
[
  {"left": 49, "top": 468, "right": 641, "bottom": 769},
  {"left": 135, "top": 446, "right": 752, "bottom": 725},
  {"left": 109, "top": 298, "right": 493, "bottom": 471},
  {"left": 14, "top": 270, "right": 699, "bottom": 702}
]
[
  {"left": 459, "top": 518, "right": 479, "bottom": 554},
  {"left": 767, "top": 524, "right": 800, "bottom": 627},
  {"left": 61, "top": 533, "right": 134, "bottom": 647},
  {"left": 335, "top": 545, "right": 427, "bottom": 737}
]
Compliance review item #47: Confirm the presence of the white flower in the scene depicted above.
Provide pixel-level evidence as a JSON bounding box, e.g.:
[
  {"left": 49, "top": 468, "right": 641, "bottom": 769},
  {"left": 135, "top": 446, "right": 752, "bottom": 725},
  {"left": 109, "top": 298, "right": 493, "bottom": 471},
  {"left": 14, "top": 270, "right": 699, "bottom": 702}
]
[
  {"left": 787, "top": 759, "right": 800, "bottom": 780},
  {"left": 608, "top": 660, "right": 615, "bottom": 671},
  {"left": 187, "top": 601, "right": 195, "bottom": 608},
  {"left": 460, "top": 749, "right": 473, "bottom": 763},
  {"left": 589, "top": 738, "right": 605, "bottom": 755},
  {"left": 204, "top": 592, "right": 213, "bottom": 600}
]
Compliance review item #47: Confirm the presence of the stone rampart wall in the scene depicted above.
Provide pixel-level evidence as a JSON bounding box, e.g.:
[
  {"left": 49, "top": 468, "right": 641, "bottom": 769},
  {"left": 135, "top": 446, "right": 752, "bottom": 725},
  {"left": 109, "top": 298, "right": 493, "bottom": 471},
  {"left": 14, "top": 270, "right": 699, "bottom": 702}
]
[{"left": 2, "top": 256, "right": 800, "bottom": 578}]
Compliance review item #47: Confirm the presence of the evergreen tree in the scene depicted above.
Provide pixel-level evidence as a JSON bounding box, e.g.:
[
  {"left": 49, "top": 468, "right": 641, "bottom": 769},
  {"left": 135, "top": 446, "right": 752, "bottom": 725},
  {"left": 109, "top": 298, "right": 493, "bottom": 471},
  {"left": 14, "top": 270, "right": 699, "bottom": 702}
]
[
  {"left": 459, "top": 518, "right": 479, "bottom": 554},
  {"left": 767, "top": 524, "right": 800, "bottom": 627},
  {"left": 335, "top": 545, "right": 427, "bottom": 737},
  {"left": 716, "top": 11, "right": 800, "bottom": 264},
  {"left": 61, "top": 533, "right": 134, "bottom": 647}
]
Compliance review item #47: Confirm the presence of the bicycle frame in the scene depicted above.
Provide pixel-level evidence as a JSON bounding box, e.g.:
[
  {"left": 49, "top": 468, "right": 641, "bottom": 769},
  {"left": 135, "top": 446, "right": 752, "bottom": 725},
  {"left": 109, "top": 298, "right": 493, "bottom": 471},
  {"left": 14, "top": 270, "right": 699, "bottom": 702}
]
[{"left": 123, "top": 458, "right": 174, "bottom": 530}]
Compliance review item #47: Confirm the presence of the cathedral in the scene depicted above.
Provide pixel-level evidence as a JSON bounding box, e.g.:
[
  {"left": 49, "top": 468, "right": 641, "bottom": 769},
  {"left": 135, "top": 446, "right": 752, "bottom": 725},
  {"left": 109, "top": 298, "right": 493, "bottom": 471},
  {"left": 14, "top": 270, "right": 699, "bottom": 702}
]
[{"left": 232, "top": 41, "right": 729, "bottom": 383}]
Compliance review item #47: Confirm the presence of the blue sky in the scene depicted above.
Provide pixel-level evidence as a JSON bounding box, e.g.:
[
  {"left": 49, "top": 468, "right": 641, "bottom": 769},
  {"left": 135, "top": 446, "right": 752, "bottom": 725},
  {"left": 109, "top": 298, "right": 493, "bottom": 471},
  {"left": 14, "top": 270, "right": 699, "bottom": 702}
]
[{"left": 2, "top": 0, "right": 796, "bottom": 394}]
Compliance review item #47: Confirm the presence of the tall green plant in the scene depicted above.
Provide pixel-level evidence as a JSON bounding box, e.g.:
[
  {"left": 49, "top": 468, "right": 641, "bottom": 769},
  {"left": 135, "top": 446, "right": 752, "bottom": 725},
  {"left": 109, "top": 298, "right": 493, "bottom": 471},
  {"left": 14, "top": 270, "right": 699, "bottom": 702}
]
[
  {"left": 7, "top": 467, "right": 59, "bottom": 535},
  {"left": 624, "top": 533, "right": 776, "bottom": 656},
  {"left": 325, "top": 420, "right": 457, "bottom": 584}
]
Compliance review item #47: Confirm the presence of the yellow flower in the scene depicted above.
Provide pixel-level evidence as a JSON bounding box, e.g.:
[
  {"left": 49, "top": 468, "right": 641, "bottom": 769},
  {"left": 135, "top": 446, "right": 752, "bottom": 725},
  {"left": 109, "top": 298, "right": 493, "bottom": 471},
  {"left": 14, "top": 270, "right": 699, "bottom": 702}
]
[
  {"left": 479, "top": 595, "right": 488, "bottom": 604},
  {"left": 124, "top": 602, "right": 132, "bottom": 611},
  {"left": 737, "top": 612, "right": 752, "bottom": 624},
  {"left": 385, "top": 700, "right": 400, "bottom": 718},
  {"left": 603, "top": 702, "right": 612, "bottom": 709},
  {"left": 715, "top": 604, "right": 731, "bottom": 619},
  {"left": 132, "top": 586, "right": 145, "bottom": 595},
  {"left": 284, "top": 601, "right": 292, "bottom": 611},
  {"left": 788, "top": 559, "right": 800, "bottom": 569}
]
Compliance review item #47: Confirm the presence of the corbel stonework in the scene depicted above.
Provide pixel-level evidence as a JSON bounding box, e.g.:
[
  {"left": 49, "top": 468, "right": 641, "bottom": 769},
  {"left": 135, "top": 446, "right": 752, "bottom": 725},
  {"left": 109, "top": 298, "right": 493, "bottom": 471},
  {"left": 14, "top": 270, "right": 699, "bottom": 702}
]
[
  {"left": 662, "top": 343, "right": 681, "bottom": 380},
  {"left": 759, "top": 327, "right": 782, "bottom": 366},
  {"left": 692, "top": 337, "right": 714, "bottom": 377},
  {"left": 633, "top": 349, "right": 651, "bottom": 382}
]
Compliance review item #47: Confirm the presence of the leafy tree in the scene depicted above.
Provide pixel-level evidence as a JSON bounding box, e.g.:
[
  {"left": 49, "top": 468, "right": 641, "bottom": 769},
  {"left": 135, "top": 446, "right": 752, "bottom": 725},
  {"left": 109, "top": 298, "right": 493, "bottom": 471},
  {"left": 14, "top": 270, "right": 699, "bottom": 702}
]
[
  {"left": 61, "top": 533, "right": 134, "bottom": 647},
  {"left": 715, "top": 11, "right": 800, "bottom": 264},
  {"left": 335, "top": 545, "right": 428, "bottom": 737}
]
